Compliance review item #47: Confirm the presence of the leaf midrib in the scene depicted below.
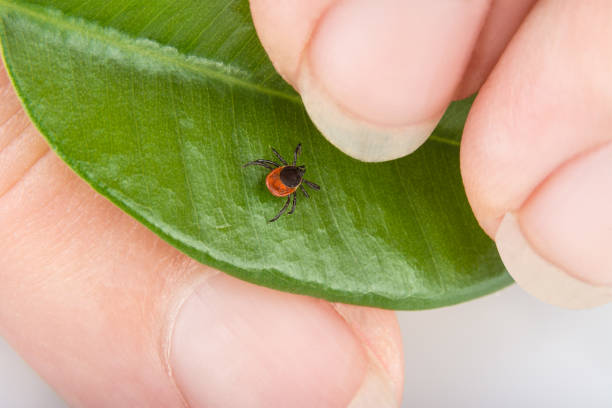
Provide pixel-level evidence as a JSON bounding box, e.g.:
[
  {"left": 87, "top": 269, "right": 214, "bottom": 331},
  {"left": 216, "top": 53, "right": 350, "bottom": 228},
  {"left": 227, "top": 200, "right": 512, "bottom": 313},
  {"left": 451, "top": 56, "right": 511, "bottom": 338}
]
[{"left": 0, "top": 0, "right": 461, "bottom": 148}]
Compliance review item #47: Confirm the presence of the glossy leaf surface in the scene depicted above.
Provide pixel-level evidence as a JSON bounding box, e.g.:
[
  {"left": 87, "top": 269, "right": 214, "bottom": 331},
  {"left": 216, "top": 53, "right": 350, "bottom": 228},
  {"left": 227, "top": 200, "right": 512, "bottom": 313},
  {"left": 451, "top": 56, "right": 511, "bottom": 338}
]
[{"left": 0, "top": 0, "right": 512, "bottom": 309}]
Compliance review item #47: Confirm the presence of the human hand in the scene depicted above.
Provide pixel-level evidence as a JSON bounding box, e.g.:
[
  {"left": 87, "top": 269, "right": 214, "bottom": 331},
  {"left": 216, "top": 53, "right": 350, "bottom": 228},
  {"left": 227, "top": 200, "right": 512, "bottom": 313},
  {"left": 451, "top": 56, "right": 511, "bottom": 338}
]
[
  {"left": 250, "top": 0, "right": 612, "bottom": 308},
  {"left": 2, "top": 1, "right": 611, "bottom": 407},
  {"left": 0, "top": 65, "right": 403, "bottom": 406}
]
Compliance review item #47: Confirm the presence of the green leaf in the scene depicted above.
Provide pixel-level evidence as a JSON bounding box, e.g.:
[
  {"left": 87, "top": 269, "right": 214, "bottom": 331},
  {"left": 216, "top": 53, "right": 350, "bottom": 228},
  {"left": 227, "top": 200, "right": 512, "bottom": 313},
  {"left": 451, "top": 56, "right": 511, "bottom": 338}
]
[{"left": 0, "top": 0, "right": 512, "bottom": 309}]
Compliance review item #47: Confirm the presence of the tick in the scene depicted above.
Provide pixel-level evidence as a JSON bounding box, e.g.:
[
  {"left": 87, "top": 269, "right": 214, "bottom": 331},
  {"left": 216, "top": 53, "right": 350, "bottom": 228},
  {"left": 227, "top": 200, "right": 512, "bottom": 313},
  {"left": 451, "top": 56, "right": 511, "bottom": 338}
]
[{"left": 243, "top": 143, "right": 321, "bottom": 222}]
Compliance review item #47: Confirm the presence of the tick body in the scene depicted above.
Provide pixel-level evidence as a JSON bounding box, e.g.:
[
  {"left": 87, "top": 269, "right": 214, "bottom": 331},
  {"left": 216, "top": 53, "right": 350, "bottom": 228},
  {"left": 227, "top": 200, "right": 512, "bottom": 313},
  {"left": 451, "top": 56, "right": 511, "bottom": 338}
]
[
  {"left": 266, "top": 166, "right": 303, "bottom": 197},
  {"left": 243, "top": 144, "right": 320, "bottom": 222}
]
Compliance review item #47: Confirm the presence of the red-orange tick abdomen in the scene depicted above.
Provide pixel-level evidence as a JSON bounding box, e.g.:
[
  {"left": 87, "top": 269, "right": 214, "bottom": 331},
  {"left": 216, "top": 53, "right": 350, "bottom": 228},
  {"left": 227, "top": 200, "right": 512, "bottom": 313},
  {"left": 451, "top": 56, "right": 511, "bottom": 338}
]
[{"left": 266, "top": 167, "right": 296, "bottom": 197}]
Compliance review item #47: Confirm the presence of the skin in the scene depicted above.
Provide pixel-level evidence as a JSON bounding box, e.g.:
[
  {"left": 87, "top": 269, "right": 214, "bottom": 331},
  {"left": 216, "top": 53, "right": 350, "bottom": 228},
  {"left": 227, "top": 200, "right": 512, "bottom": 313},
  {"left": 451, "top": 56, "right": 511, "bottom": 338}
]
[{"left": 1, "top": 0, "right": 611, "bottom": 406}]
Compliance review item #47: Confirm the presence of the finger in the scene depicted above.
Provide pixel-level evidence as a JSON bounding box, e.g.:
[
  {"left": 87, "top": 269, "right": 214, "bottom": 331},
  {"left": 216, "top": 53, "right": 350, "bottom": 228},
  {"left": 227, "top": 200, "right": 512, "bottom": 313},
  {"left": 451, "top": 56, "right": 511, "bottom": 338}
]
[
  {"left": 454, "top": 0, "right": 537, "bottom": 98},
  {"left": 250, "top": 0, "right": 491, "bottom": 161},
  {"left": 0, "top": 65, "right": 403, "bottom": 407},
  {"left": 461, "top": 0, "right": 612, "bottom": 308}
]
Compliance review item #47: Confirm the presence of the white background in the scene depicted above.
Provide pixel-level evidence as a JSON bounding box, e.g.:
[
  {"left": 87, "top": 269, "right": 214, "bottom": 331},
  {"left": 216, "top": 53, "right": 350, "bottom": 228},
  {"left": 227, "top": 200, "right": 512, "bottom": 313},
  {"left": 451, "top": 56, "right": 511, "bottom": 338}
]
[{"left": 1, "top": 284, "right": 611, "bottom": 407}]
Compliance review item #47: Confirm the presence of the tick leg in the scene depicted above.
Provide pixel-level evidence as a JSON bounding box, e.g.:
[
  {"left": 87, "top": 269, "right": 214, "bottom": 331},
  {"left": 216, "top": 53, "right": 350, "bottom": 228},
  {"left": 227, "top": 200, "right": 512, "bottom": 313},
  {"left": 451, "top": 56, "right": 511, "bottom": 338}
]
[
  {"left": 293, "top": 143, "right": 302, "bottom": 165},
  {"left": 269, "top": 196, "right": 291, "bottom": 222},
  {"left": 271, "top": 147, "right": 288, "bottom": 165},
  {"left": 300, "top": 184, "right": 310, "bottom": 199},
  {"left": 288, "top": 192, "right": 297, "bottom": 214},
  {"left": 242, "top": 159, "right": 280, "bottom": 169},
  {"left": 242, "top": 161, "right": 274, "bottom": 170},
  {"left": 303, "top": 179, "right": 321, "bottom": 190}
]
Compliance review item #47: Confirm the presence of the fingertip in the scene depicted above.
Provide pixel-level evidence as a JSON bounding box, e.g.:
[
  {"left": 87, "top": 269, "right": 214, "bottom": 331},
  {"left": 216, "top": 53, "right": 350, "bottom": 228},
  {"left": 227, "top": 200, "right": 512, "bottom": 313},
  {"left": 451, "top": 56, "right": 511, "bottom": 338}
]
[
  {"left": 306, "top": 0, "right": 488, "bottom": 127},
  {"left": 298, "top": 60, "right": 441, "bottom": 162},
  {"left": 170, "top": 274, "right": 401, "bottom": 407},
  {"left": 461, "top": 1, "right": 612, "bottom": 307},
  {"left": 519, "top": 142, "right": 612, "bottom": 287},
  {"left": 496, "top": 213, "right": 612, "bottom": 309},
  {"left": 252, "top": 0, "right": 489, "bottom": 161}
]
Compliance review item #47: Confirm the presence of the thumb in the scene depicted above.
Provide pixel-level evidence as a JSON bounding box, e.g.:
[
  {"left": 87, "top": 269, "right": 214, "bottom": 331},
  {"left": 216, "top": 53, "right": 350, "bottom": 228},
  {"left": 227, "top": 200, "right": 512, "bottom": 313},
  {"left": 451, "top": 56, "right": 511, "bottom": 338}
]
[{"left": 250, "top": 0, "right": 490, "bottom": 161}]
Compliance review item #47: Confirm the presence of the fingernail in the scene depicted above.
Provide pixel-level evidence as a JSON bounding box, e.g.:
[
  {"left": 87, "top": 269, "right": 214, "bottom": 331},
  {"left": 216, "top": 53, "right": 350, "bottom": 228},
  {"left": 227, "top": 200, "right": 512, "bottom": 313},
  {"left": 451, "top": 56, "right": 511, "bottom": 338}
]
[
  {"left": 496, "top": 213, "right": 612, "bottom": 309},
  {"left": 299, "top": 62, "right": 440, "bottom": 162},
  {"left": 299, "top": 0, "right": 487, "bottom": 161},
  {"left": 496, "top": 142, "right": 612, "bottom": 308},
  {"left": 169, "top": 274, "right": 397, "bottom": 407},
  {"left": 520, "top": 142, "right": 612, "bottom": 284}
]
